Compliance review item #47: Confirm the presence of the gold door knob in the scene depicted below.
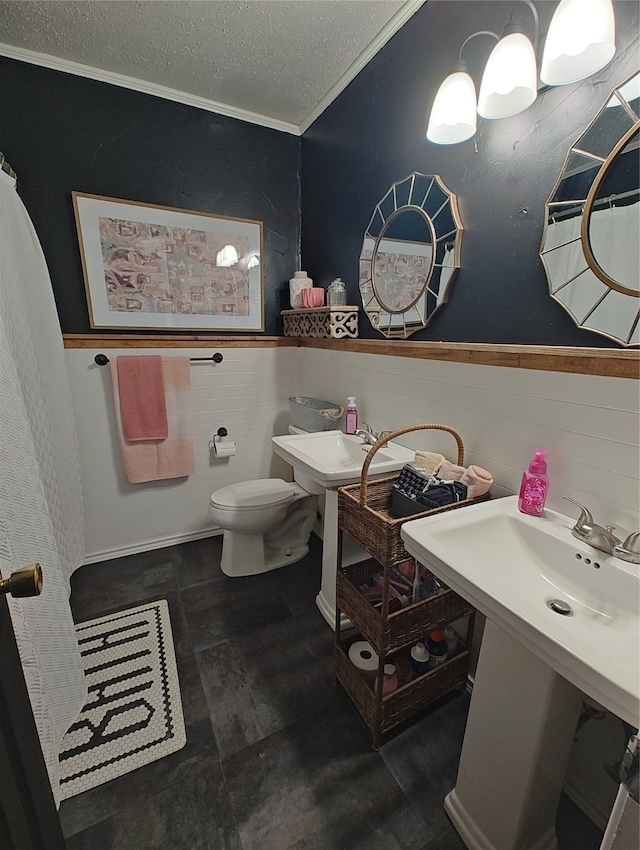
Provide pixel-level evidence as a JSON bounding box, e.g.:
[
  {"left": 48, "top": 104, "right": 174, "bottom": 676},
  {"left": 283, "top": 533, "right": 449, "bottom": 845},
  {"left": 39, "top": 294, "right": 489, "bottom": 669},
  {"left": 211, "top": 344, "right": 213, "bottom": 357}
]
[{"left": 0, "top": 563, "right": 43, "bottom": 598}]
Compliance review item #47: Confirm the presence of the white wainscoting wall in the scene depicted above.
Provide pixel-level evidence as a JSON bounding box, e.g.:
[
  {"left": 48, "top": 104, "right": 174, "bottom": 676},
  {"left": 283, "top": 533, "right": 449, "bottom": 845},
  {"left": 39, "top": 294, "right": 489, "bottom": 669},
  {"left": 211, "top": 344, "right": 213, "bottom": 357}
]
[
  {"left": 299, "top": 347, "right": 639, "bottom": 534},
  {"left": 65, "top": 346, "right": 300, "bottom": 562},
  {"left": 66, "top": 344, "right": 639, "bottom": 564}
]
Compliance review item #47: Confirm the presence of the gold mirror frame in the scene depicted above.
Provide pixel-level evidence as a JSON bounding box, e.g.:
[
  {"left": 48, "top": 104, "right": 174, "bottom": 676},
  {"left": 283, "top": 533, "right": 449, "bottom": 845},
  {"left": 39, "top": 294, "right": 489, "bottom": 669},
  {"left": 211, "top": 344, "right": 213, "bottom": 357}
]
[
  {"left": 540, "top": 71, "right": 640, "bottom": 347},
  {"left": 359, "top": 173, "right": 463, "bottom": 339}
]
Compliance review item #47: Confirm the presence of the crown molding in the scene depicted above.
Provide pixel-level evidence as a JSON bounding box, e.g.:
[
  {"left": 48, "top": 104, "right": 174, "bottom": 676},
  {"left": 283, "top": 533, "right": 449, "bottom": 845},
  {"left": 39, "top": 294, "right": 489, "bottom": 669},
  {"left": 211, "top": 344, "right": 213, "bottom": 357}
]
[
  {"left": 0, "top": 0, "right": 426, "bottom": 136},
  {"left": 0, "top": 42, "right": 301, "bottom": 135},
  {"left": 298, "top": 0, "right": 427, "bottom": 134}
]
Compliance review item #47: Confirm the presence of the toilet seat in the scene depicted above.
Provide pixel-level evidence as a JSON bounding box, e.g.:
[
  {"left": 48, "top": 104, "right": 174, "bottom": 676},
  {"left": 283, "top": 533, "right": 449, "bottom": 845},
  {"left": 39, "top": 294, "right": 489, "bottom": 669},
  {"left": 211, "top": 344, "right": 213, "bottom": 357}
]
[{"left": 210, "top": 478, "right": 294, "bottom": 512}]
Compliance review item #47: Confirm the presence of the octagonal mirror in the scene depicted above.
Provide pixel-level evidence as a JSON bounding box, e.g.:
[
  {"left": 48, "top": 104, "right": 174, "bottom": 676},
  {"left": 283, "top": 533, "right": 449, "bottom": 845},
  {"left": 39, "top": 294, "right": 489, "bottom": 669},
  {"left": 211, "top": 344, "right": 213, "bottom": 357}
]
[
  {"left": 359, "top": 173, "right": 463, "bottom": 338},
  {"left": 540, "top": 71, "right": 640, "bottom": 347}
]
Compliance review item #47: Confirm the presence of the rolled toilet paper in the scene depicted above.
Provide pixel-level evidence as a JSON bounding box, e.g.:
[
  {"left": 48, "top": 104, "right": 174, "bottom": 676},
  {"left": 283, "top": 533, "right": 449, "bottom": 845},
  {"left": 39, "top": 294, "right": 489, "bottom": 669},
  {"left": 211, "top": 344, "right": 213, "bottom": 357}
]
[
  {"left": 348, "top": 640, "right": 379, "bottom": 684},
  {"left": 214, "top": 438, "right": 236, "bottom": 458}
]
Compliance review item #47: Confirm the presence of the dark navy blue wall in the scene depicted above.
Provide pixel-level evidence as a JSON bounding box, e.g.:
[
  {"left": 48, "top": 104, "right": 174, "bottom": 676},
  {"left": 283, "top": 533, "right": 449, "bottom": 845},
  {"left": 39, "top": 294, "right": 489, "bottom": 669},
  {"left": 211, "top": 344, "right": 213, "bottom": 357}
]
[
  {"left": 0, "top": 57, "right": 300, "bottom": 335},
  {"left": 300, "top": 0, "right": 639, "bottom": 346}
]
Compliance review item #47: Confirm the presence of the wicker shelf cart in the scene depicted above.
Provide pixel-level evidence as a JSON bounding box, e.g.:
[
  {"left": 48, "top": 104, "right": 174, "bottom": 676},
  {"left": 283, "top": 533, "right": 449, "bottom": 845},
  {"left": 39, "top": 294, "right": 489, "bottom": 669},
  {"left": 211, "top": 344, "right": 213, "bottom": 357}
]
[{"left": 335, "top": 424, "right": 488, "bottom": 749}]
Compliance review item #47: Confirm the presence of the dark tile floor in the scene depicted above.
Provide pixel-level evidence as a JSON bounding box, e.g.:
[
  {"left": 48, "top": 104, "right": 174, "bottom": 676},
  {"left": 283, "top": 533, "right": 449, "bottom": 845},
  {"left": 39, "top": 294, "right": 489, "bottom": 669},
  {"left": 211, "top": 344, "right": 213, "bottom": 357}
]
[{"left": 59, "top": 534, "right": 604, "bottom": 850}]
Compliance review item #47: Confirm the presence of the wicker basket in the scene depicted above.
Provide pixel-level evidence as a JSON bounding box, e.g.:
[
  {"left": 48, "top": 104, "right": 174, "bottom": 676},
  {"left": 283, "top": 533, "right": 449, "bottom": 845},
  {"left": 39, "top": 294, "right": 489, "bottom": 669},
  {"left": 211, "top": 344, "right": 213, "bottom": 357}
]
[
  {"left": 337, "top": 558, "right": 474, "bottom": 655},
  {"left": 335, "top": 636, "right": 469, "bottom": 745},
  {"left": 338, "top": 423, "right": 491, "bottom": 566}
]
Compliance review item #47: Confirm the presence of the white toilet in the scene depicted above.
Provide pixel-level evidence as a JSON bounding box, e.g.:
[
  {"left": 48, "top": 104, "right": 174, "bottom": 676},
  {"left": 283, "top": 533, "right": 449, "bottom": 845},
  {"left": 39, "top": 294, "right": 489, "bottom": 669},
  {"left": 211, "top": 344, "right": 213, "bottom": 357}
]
[{"left": 209, "top": 477, "right": 317, "bottom": 577}]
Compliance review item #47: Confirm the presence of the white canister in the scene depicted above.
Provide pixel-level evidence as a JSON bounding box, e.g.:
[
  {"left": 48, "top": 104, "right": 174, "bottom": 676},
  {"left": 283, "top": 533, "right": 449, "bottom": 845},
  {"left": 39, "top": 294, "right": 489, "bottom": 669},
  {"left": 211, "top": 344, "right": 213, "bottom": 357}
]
[{"left": 289, "top": 271, "right": 313, "bottom": 308}]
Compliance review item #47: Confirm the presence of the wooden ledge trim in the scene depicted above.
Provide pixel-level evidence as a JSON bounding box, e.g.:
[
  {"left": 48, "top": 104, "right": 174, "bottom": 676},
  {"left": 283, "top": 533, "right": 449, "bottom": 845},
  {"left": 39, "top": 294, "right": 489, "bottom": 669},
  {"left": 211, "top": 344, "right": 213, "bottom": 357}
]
[
  {"left": 298, "top": 338, "right": 639, "bottom": 379},
  {"left": 63, "top": 334, "right": 296, "bottom": 349},
  {"left": 62, "top": 334, "right": 638, "bottom": 378}
]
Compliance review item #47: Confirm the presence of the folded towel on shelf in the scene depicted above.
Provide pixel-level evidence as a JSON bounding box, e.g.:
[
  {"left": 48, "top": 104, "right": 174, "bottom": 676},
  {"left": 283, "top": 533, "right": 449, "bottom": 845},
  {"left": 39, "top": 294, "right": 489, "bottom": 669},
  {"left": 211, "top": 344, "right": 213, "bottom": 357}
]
[
  {"left": 111, "top": 357, "right": 194, "bottom": 484},
  {"left": 413, "top": 451, "right": 446, "bottom": 474},
  {"left": 460, "top": 465, "right": 493, "bottom": 499},
  {"left": 116, "top": 355, "right": 168, "bottom": 441},
  {"left": 437, "top": 460, "right": 466, "bottom": 481}
]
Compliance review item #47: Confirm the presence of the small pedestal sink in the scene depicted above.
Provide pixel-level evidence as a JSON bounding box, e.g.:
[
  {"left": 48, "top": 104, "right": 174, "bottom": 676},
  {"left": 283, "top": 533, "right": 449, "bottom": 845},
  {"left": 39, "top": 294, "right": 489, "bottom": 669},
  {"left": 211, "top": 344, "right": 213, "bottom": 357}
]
[
  {"left": 401, "top": 496, "right": 639, "bottom": 850},
  {"left": 272, "top": 430, "right": 414, "bottom": 626}
]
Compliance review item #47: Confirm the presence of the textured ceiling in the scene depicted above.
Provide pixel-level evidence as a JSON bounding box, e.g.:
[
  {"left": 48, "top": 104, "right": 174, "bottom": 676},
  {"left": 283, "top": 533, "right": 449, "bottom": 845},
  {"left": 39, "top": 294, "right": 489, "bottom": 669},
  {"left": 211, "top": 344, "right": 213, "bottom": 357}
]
[{"left": 0, "top": 0, "right": 416, "bottom": 130}]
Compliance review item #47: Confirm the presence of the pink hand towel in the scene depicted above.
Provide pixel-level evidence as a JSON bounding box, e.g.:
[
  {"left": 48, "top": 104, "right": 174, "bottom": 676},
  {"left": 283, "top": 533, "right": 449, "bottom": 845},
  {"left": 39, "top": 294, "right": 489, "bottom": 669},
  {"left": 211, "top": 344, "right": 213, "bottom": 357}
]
[
  {"left": 438, "top": 461, "right": 465, "bottom": 481},
  {"left": 116, "top": 355, "right": 168, "bottom": 441},
  {"left": 111, "top": 357, "right": 194, "bottom": 483},
  {"left": 460, "top": 465, "right": 493, "bottom": 499}
]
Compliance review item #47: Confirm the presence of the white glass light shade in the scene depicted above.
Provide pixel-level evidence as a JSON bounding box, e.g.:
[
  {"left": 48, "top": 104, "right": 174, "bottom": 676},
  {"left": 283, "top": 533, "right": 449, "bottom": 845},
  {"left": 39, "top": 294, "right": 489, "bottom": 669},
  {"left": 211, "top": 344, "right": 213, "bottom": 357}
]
[
  {"left": 541, "top": 0, "right": 615, "bottom": 86},
  {"left": 478, "top": 32, "right": 538, "bottom": 119},
  {"left": 216, "top": 244, "right": 238, "bottom": 267},
  {"left": 427, "top": 69, "right": 477, "bottom": 144}
]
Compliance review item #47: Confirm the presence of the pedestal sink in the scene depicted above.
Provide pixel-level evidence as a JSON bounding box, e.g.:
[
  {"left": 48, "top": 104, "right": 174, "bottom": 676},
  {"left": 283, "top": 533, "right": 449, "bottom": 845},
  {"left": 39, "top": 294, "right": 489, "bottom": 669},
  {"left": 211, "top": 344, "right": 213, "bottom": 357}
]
[
  {"left": 401, "top": 495, "right": 639, "bottom": 850},
  {"left": 272, "top": 430, "right": 414, "bottom": 626},
  {"left": 272, "top": 430, "right": 414, "bottom": 490}
]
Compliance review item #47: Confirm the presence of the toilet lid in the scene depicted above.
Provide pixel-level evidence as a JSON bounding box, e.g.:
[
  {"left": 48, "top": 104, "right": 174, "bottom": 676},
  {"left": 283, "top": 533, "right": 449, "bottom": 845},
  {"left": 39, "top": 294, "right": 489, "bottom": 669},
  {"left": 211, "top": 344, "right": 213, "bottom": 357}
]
[{"left": 210, "top": 478, "right": 294, "bottom": 510}]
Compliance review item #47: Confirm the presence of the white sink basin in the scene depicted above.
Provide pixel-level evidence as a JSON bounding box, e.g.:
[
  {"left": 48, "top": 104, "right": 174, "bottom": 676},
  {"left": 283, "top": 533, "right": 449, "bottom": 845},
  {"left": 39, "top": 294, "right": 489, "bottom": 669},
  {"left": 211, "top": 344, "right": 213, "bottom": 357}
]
[
  {"left": 401, "top": 495, "right": 640, "bottom": 726},
  {"left": 272, "top": 430, "right": 414, "bottom": 489}
]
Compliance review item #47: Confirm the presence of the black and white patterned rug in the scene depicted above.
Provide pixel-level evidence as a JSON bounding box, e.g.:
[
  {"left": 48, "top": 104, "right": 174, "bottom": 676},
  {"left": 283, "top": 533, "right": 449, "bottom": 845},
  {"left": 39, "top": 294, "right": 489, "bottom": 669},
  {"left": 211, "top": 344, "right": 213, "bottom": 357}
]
[{"left": 59, "top": 599, "right": 186, "bottom": 800}]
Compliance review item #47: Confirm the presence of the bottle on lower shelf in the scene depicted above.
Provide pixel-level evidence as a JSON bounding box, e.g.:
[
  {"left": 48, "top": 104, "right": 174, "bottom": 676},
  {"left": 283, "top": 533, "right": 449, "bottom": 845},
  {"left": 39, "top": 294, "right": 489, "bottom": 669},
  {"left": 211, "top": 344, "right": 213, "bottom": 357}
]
[
  {"left": 410, "top": 642, "right": 430, "bottom": 676},
  {"left": 394, "top": 655, "right": 413, "bottom": 686},
  {"left": 426, "top": 630, "right": 448, "bottom": 669},
  {"left": 375, "top": 663, "right": 399, "bottom": 695},
  {"left": 444, "top": 625, "right": 459, "bottom": 658}
]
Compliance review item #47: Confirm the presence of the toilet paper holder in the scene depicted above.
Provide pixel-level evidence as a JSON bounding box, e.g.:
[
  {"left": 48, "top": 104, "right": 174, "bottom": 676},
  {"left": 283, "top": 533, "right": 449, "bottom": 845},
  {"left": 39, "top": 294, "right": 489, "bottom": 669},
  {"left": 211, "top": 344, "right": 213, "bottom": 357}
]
[{"left": 211, "top": 427, "right": 236, "bottom": 458}]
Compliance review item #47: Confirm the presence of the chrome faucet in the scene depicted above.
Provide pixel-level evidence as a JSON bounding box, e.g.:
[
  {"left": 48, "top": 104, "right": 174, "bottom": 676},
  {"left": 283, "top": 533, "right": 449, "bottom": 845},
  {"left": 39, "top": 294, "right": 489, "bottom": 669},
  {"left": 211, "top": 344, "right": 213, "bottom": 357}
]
[
  {"left": 614, "top": 532, "right": 640, "bottom": 564},
  {"left": 354, "top": 423, "right": 395, "bottom": 446},
  {"left": 354, "top": 423, "right": 377, "bottom": 445},
  {"left": 563, "top": 497, "right": 639, "bottom": 562}
]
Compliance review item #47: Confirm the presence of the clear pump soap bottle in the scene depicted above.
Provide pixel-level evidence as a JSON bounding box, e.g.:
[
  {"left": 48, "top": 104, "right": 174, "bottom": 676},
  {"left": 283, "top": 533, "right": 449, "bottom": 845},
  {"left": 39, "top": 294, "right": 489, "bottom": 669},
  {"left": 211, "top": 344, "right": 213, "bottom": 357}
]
[{"left": 518, "top": 448, "right": 549, "bottom": 516}]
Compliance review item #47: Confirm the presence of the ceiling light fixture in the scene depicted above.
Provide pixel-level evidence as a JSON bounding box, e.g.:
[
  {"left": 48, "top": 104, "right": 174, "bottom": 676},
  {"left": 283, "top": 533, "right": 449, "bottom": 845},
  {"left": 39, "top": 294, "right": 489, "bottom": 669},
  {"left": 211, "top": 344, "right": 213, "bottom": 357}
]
[
  {"left": 427, "top": 0, "right": 617, "bottom": 145},
  {"left": 426, "top": 31, "right": 498, "bottom": 145},
  {"left": 540, "top": 0, "right": 616, "bottom": 85},
  {"left": 478, "top": 2, "right": 539, "bottom": 120}
]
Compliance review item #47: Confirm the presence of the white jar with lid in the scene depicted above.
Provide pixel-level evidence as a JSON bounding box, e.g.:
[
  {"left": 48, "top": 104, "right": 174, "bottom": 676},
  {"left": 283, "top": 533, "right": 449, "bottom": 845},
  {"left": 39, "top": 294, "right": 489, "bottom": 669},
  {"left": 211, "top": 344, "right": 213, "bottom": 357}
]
[
  {"left": 289, "top": 271, "right": 312, "bottom": 308},
  {"left": 327, "top": 278, "right": 347, "bottom": 306}
]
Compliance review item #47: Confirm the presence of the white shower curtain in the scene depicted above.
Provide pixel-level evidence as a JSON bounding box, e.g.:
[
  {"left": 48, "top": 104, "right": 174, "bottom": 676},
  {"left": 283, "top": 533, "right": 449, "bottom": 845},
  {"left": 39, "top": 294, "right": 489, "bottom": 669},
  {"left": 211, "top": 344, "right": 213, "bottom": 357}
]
[
  {"left": 0, "top": 168, "right": 86, "bottom": 805},
  {"left": 543, "top": 205, "right": 640, "bottom": 290}
]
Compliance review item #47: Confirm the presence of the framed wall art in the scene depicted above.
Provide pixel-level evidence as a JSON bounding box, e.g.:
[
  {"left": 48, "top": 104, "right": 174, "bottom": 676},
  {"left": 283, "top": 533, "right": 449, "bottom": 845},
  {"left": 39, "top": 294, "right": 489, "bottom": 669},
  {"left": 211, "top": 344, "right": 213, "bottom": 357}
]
[{"left": 72, "top": 193, "right": 264, "bottom": 331}]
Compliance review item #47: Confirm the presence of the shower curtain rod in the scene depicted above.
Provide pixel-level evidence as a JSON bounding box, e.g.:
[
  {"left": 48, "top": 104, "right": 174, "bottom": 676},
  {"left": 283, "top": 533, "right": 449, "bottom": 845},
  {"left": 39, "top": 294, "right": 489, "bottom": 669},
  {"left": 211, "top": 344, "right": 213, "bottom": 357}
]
[
  {"left": 94, "top": 352, "right": 223, "bottom": 366},
  {"left": 0, "top": 151, "right": 16, "bottom": 179},
  {"left": 550, "top": 187, "right": 639, "bottom": 220}
]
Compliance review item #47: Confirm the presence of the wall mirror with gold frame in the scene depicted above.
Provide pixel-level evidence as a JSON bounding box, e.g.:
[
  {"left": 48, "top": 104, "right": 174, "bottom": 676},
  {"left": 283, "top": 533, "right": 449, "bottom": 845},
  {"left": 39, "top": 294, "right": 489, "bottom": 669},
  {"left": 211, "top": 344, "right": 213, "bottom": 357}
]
[
  {"left": 540, "top": 71, "right": 640, "bottom": 347},
  {"left": 359, "top": 172, "right": 463, "bottom": 339}
]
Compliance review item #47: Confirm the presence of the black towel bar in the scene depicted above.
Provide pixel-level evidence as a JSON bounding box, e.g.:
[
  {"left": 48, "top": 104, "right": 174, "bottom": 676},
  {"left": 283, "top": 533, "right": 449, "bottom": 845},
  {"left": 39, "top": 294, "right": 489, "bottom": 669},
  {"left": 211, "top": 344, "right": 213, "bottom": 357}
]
[{"left": 94, "top": 352, "right": 223, "bottom": 366}]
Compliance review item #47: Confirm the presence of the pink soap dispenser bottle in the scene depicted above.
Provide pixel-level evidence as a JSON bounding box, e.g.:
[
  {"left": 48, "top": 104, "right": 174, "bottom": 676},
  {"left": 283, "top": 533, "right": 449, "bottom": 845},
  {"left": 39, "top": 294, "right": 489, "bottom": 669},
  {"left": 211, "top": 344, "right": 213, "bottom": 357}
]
[
  {"left": 518, "top": 449, "right": 549, "bottom": 516},
  {"left": 345, "top": 397, "right": 358, "bottom": 434}
]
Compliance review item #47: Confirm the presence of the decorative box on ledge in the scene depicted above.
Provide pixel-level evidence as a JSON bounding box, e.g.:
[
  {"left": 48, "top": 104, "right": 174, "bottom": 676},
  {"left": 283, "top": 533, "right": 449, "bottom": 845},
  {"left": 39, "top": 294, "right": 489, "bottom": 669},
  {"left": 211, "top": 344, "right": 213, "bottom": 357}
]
[{"left": 281, "top": 306, "right": 359, "bottom": 339}]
